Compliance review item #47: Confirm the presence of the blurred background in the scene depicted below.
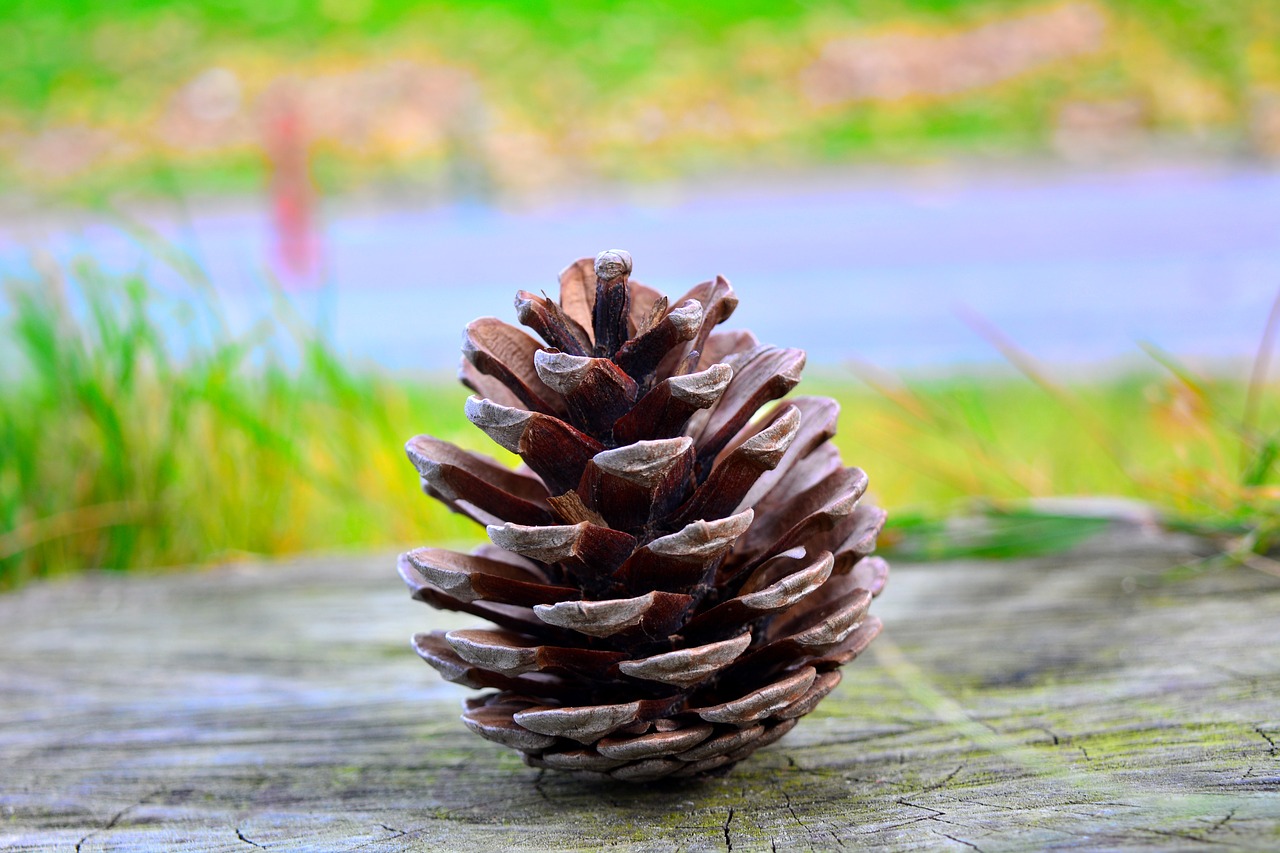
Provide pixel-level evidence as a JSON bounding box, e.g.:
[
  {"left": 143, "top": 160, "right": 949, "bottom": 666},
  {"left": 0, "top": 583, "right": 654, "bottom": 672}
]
[{"left": 1, "top": 0, "right": 1277, "bottom": 587}]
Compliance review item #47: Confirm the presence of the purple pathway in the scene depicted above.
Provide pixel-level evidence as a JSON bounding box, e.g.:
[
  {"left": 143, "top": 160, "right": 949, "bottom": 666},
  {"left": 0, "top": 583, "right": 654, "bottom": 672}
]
[{"left": 3, "top": 165, "right": 1277, "bottom": 370}]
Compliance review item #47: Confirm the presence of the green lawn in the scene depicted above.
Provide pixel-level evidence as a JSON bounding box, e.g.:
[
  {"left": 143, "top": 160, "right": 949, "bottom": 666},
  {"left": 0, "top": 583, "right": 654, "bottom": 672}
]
[{"left": 3, "top": 0, "right": 1278, "bottom": 199}]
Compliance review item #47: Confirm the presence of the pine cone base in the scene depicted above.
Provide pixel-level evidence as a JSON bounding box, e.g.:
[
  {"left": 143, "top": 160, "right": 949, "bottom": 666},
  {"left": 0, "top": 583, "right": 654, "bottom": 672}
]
[{"left": 399, "top": 250, "right": 888, "bottom": 782}]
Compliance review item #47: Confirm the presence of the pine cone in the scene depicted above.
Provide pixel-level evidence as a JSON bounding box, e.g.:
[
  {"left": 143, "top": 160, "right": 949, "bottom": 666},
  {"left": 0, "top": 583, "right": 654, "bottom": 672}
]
[{"left": 398, "top": 249, "right": 888, "bottom": 782}]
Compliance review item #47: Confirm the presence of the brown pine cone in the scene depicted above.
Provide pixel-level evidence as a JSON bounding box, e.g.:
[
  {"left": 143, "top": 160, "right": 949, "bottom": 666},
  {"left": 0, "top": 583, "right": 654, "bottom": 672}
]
[{"left": 399, "top": 249, "right": 888, "bottom": 782}]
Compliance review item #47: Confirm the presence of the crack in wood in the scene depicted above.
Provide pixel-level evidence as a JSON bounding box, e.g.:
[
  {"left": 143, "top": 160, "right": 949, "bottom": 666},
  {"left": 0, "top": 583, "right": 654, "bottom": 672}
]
[
  {"left": 778, "top": 789, "right": 818, "bottom": 851},
  {"left": 921, "top": 764, "right": 965, "bottom": 792},
  {"left": 722, "top": 807, "right": 734, "bottom": 852},
  {"left": 936, "top": 797, "right": 1024, "bottom": 813},
  {"left": 895, "top": 798, "right": 984, "bottom": 836},
  {"left": 74, "top": 793, "right": 155, "bottom": 852},
  {"left": 1143, "top": 826, "right": 1228, "bottom": 846},
  {"left": 344, "top": 824, "right": 420, "bottom": 851},
  {"left": 1033, "top": 725, "right": 1061, "bottom": 746},
  {"left": 533, "top": 769, "right": 553, "bottom": 805},
  {"left": 1202, "top": 809, "right": 1236, "bottom": 836},
  {"left": 896, "top": 798, "right": 947, "bottom": 819},
  {"left": 883, "top": 798, "right": 959, "bottom": 832},
  {"left": 934, "top": 829, "right": 984, "bottom": 852},
  {"left": 1256, "top": 727, "right": 1278, "bottom": 756},
  {"left": 236, "top": 828, "right": 268, "bottom": 849}
]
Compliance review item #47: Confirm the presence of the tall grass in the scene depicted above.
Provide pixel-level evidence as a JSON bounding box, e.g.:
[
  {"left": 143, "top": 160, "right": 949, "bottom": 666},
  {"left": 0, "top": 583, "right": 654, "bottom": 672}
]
[
  {"left": 0, "top": 259, "right": 477, "bottom": 588},
  {"left": 819, "top": 323, "right": 1279, "bottom": 564},
  {"left": 1, "top": 259, "right": 1275, "bottom": 588}
]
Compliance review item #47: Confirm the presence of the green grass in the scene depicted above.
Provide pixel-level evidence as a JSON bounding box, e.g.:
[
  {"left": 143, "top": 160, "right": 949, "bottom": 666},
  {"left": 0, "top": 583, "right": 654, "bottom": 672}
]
[
  {"left": 0, "top": 260, "right": 478, "bottom": 587},
  {"left": 815, "top": 364, "right": 1280, "bottom": 563},
  {"left": 3, "top": 0, "right": 1278, "bottom": 199},
  {"left": 2, "top": 258, "right": 1275, "bottom": 588}
]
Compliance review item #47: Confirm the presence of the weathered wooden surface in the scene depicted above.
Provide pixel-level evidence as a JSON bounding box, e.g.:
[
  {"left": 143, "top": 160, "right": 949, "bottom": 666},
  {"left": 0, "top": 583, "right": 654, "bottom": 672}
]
[{"left": 2, "top": 530, "right": 1278, "bottom": 851}]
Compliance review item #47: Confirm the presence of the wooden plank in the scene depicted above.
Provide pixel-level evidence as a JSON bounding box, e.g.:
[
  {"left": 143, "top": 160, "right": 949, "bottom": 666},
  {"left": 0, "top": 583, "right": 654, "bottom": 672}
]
[{"left": 1, "top": 530, "right": 1278, "bottom": 851}]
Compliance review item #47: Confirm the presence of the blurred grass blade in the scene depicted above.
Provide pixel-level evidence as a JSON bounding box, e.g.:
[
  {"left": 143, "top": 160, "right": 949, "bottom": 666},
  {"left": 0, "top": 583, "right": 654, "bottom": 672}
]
[
  {"left": 956, "top": 305, "right": 1128, "bottom": 475},
  {"left": 1243, "top": 286, "right": 1280, "bottom": 474},
  {"left": 0, "top": 502, "right": 151, "bottom": 561}
]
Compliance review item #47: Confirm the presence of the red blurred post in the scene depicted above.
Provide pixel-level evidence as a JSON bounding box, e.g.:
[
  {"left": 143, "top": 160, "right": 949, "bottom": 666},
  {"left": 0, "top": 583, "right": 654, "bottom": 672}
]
[{"left": 261, "top": 85, "right": 319, "bottom": 285}]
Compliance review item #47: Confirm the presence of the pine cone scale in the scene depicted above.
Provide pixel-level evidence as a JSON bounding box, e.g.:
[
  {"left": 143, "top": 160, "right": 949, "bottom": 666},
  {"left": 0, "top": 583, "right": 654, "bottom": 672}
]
[
  {"left": 463, "top": 318, "right": 566, "bottom": 416},
  {"left": 532, "top": 590, "right": 693, "bottom": 639},
  {"left": 514, "top": 291, "right": 592, "bottom": 356},
  {"left": 400, "top": 250, "right": 888, "bottom": 781},
  {"left": 613, "top": 363, "right": 731, "bottom": 445},
  {"left": 616, "top": 631, "right": 752, "bottom": 686},
  {"left": 597, "top": 722, "right": 715, "bottom": 760},
  {"left": 692, "top": 666, "right": 817, "bottom": 723},
  {"left": 402, "top": 547, "right": 578, "bottom": 605}
]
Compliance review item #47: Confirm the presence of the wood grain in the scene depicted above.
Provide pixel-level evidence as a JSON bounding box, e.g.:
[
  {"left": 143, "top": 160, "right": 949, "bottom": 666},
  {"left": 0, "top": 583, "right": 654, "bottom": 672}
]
[{"left": 2, "top": 530, "right": 1278, "bottom": 851}]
